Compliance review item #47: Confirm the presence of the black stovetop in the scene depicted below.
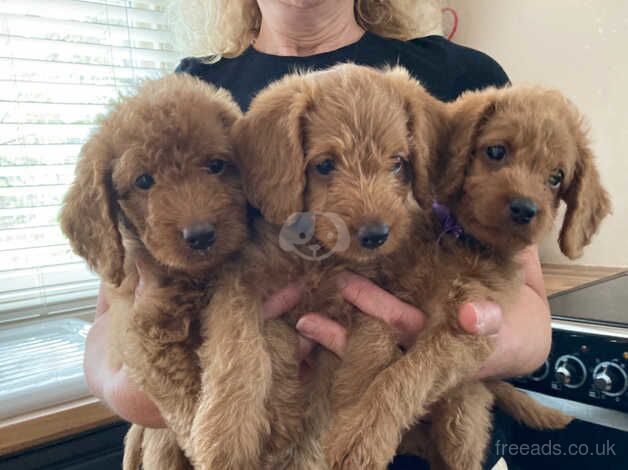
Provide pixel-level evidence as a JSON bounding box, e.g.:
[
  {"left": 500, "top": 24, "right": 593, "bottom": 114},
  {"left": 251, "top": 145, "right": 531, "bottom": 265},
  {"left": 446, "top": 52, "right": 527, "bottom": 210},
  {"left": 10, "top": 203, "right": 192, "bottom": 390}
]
[{"left": 549, "top": 272, "right": 628, "bottom": 327}]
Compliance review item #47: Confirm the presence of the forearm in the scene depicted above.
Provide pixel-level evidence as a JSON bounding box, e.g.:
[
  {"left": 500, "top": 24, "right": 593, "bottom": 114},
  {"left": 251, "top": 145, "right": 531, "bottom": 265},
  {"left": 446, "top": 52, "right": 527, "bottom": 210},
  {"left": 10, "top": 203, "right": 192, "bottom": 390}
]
[{"left": 84, "top": 302, "right": 165, "bottom": 427}]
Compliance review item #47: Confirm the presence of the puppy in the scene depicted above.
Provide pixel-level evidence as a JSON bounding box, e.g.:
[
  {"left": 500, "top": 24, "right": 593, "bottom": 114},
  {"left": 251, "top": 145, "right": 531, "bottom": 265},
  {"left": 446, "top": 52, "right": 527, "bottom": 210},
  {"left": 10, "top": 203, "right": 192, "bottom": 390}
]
[
  {"left": 60, "top": 73, "right": 247, "bottom": 469},
  {"left": 324, "top": 85, "right": 611, "bottom": 469},
  {"left": 187, "top": 64, "right": 447, "bottom": 469}
]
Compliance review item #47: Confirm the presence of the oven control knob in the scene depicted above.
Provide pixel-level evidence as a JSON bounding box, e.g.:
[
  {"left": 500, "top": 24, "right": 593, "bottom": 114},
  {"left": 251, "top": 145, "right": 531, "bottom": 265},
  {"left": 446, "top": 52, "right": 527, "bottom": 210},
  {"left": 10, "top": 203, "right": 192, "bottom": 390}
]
[
  {"left": 530, "top": 361, "right": 550, "bottom": 382},
  {"left": 593, "top": 362, "right": 628, "bottom": 397},
  {"left": 554, "top": 355, "right": 587, "bottom": 389}
]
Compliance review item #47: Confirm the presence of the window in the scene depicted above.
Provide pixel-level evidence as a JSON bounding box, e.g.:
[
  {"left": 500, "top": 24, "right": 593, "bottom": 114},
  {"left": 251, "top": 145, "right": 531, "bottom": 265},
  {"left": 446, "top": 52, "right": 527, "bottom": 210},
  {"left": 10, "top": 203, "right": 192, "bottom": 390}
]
[{"left": 0, "top": 0, "right": 181, "bottom": 325}]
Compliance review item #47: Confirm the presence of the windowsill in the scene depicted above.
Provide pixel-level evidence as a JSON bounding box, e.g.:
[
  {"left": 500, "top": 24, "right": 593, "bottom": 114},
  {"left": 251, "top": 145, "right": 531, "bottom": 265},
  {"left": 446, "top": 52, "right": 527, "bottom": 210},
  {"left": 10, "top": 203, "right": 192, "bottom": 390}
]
[{"left": 0, "top": 397, "right": 121, "bottom": 456}]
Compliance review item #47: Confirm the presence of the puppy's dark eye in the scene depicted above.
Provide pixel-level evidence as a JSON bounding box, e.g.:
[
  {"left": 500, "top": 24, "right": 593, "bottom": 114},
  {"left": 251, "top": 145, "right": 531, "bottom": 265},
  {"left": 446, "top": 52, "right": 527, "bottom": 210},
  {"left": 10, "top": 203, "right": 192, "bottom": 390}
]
[
  {"left": 548, "top": 170, "right": 564, "bottom": 188},
  {"left": 135, "top": 174, "right": 154, "bottom": 190},
  {"left": 316, "top": 159, "right": 335, "bottom": 175},
  {"left": 205, "top": 159, "right": 226, "bottom": 174},
  {"left": 486, "top": 145, "right": 507, "bottom": 161},
  {"left": 391, "top": 155, "right": 405, "bottom": 174}
]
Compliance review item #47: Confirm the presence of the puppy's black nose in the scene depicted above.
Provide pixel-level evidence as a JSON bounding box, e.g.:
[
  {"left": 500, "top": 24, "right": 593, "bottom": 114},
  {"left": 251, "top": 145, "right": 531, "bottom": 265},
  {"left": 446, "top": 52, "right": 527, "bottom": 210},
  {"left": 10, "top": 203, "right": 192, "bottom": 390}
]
[
  {"left": 358, "top": 222, "right": 390, "bottom": 249},
  {"left": 183, "top": 222, "right": 215, "bottom": 250},
  {"left": 509, "top": 198, "right": 538, "bottom": 224}
]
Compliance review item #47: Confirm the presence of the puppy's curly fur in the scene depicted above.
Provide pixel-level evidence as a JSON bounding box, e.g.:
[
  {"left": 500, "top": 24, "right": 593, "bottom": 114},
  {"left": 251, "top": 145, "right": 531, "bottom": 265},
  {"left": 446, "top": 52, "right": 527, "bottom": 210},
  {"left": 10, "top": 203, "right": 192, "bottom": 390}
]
[
  {"left": 60, "top": 73, "right": 247, "bottom": 469},
  {"left": 325, "top": 84, "right": 611, "bottom": 470}
]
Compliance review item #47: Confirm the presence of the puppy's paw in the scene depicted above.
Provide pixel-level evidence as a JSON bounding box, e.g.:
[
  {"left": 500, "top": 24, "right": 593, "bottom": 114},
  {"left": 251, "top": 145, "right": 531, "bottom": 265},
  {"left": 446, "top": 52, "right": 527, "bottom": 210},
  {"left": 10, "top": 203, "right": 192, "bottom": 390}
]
[
  {"left": 323, "top": 412, "right": 394, "bottom": 470},
  {"left": 324, "top": 433, "right": 379, "bottom": 470},
  {"left": 192, "top": 427, "right": 263, "bottom": 470}
]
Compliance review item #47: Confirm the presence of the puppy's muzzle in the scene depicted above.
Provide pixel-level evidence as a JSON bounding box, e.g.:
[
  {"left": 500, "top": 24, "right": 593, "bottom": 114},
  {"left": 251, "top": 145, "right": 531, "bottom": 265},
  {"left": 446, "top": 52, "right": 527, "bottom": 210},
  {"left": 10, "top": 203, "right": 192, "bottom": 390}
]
[
  {"left": 358, "top": 221, "right": 390, "bottom": 249},
  {"left": 183, "top": 222, "right": 216, "bottom": 250},
  {"left": 509, "top": 198, "right": 538, "bottom": 225}
]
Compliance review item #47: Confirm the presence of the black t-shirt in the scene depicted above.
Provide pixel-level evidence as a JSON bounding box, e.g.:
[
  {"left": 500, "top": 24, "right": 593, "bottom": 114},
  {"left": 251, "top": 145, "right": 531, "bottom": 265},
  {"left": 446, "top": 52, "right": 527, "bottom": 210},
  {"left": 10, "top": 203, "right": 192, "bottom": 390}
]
[
  {"left": 176, "top": 33, "right": 508, "bottom": 470},
  {"left": 176, "top": 31, "right": 509, "bottom": 111}
]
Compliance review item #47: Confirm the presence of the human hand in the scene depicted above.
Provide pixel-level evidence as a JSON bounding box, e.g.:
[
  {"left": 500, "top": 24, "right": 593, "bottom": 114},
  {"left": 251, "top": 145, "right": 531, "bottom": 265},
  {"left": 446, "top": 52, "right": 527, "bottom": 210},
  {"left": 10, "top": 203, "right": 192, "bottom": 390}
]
[
  {"left": 294, "top": 271, "right": 504, "bottom": 377},
  {"left": 295, "top": 244, "right": 551, "bottom": 382},
  {"left": 474, "top": 245, "right": 552, "bottom": 380}
]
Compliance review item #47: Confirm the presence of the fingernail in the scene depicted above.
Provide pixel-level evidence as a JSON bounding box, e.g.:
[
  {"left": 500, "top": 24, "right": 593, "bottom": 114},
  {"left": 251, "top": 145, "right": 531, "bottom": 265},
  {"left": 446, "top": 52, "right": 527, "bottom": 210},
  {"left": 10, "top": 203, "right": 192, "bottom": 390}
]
[
  {"left": 471, "top": 301, "right": 501, "bottom": 335},
  {"left": 472, "top": 303, "right": 485, "bottom": 332},
  {"left": 296, "top": 317, "right": 315, "bottom": 336}
]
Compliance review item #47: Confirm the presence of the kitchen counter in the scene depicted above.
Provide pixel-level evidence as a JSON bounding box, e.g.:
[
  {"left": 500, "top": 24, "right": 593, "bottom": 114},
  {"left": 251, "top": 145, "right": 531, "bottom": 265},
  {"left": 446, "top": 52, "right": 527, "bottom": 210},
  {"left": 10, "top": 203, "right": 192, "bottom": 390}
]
[{"left": 542, "top": 264, "right": 625, "bottom": 296}]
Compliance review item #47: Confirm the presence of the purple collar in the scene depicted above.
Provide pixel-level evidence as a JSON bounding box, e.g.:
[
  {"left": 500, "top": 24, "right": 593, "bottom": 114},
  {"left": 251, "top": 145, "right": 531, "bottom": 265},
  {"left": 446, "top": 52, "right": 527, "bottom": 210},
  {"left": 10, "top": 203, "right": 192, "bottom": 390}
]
[
  {"left": 431, "top": 201, "right": 489, "bottom": 252},
  {"left": 432, "top": 201, "right": 464, "bottom": 240}
]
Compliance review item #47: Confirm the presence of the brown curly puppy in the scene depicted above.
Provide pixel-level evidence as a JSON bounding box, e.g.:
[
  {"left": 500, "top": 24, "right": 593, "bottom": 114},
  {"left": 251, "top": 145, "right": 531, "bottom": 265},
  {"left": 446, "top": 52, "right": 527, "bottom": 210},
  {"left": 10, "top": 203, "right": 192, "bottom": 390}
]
[
  {"left": 59, "top": 73, "right": 247, "bottom": 470},
  {"left": 188, "top": 63, "right": 447, "bottom": 469},
  {"left": 325, "top": 85, "right": 611, "bottom": 470}
]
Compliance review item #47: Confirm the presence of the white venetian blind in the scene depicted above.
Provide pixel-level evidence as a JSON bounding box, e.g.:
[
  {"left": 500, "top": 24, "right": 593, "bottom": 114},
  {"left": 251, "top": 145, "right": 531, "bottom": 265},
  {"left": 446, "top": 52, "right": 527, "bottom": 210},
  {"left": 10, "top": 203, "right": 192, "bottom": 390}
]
[{"left": 0, "top": 0, "right": 180, "bottom": 324}]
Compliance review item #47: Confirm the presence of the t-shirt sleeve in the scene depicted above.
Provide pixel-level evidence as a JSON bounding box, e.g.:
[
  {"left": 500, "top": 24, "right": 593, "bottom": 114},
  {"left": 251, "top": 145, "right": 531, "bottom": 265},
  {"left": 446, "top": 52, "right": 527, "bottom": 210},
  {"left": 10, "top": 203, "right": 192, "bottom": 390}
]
[
  {"left": 446, "top": 42, "right": 510, "bottom": 101},
  {"left": 458, "top": 47, "right": 510, "bottom": 90},
  {"left": 404, "top": 36, "right": 510, "bottom": 101}
]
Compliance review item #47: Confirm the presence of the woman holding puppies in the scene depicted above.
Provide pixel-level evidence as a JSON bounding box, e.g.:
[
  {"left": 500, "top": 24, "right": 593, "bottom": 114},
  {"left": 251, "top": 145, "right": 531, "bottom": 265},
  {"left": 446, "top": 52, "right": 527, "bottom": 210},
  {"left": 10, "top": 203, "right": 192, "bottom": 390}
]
[{"left": 85, "top": 0, "right": 552, "bottom": 466}]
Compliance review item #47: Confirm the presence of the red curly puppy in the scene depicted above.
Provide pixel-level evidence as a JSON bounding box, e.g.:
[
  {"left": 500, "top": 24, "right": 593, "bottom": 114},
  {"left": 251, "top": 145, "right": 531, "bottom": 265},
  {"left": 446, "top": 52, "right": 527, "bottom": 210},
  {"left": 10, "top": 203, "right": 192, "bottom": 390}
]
[
  {"left": 188, "top": 63, "right": 447, "bottom": 470},
  {"left": 60, "top": 73, "right": 247, "bottom": 470}
]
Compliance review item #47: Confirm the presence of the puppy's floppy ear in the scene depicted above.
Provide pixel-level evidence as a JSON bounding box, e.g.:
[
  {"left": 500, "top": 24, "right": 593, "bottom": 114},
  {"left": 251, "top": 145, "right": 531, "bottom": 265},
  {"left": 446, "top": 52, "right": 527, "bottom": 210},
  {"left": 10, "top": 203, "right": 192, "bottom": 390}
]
[
  {"left": 558, "top": 123, "right": 611, "bottom": 259},
  {"left": 233, "top": 75, "right": 313, "bottom": 225},
  {"left": 438, "top": 88, "right": 498, "bottom": 203},
  {"left": 383, "top": 66, "right": 448, "bottom": 208},
  {"left": 60, "top": 128, "right": 125, "bottom": 285},
  {"left": 213, "top": 86, "right": 243, "bottom": 129}
]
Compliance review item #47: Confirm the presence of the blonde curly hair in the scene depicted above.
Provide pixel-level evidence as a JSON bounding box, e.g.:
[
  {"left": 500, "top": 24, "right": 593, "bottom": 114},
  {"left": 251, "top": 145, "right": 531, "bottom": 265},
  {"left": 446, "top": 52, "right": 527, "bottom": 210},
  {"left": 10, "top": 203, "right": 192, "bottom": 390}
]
[{"left": 168, "top": 0, "right": 443, "bottom": 58}]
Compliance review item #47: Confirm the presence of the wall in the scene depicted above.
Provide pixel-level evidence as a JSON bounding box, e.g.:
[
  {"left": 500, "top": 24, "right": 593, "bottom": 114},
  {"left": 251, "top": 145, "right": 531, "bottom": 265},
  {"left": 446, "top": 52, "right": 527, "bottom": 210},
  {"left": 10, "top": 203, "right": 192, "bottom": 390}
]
[{"left": 445, "top": 0, "right": 627, "bottom": 267}]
